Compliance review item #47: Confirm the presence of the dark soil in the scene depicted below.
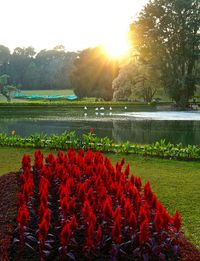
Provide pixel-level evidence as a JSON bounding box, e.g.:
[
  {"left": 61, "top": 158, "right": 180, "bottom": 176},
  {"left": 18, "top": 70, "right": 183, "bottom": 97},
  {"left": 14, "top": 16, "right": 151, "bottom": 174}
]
[{"left": 0, "top": 172, "right": 199, "bottom": 261}]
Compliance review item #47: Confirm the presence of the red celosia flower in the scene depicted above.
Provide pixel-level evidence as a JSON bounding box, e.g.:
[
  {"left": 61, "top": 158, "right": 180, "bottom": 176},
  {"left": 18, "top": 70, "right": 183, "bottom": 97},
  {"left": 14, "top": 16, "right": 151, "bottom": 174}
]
[
  {"left": 139, "top": 206, "right": 147, "bottom": 223},
  {"left": 112, "top": 219, "right": 122, "bottom": 244},
  {"left": 88, "top": 211, "right": 97, "bottom": 226},
  {"left": 124, "top": 199, "right": 132, "bottom": 219},
  {"left": 162, "top": 209, "right": 171, "bottom": 229},
  {"left": 135, "top": 177, "right": 142, "bottom": 191},
  {"left": 89, "top": 128, "right": 94, "bottom": 134},
  {"left": 113, "top": 207, "right": 121, "bottom": 221},
  {"left": 70, "top": 215, "right": 78, "bottom": 231},
  {"left": 124, "top": 164, "right": 130, "bottom": 178},
  {"left": 17, "top": 192, "right": 25, "bottom": 207},
  {"left": 68, "top": 196, "right": 76, "bottom": 214},
  {"left": 96, "top": 225, "right": 102, "bottom": 245},
  {"left": 139, "top": 218, "right": 150, "bottom": 244},
  {"left": 22, "top": 154, "right": 31, "bottom": 170},
  {"left": 16, "top": 204, "right": 30, "bottom": 226},
  {"left": 82, "top": 200, "right": 91, "bottom": 218},
  {"left": 154, "top": 211, "right": 163, "bottom": 232},
  {"left": 61, "top": 197, "right": 69, "bottom": 217},
  {"left": 88, "top": 222, "right": 95, "bottom": 239},
  {"left": 78, "top": 148, "right": 84, "bottom": 157},
  {"left": 60, "top": 222, "right": 71, "bottom": 246},
  {"left": 38, "top": 218, "right": 49, "bottom": 242},
  {"left": 44, "top": 208, "right": 51, "bottom": 226},
  {"left": 129, "top": 211, "right": 137, "bottom": 232},
  {"left": 151, "top": 193, "right": 157, "bottom": 208},
  {"left": 103, "top": 198, "right": 113, "bottom": 219},
  {"left": 172, "top": 210, "right": 181, "bottom": 231},
  {"left": 144, "top": 181, "right": 153, "bottom": 201}
]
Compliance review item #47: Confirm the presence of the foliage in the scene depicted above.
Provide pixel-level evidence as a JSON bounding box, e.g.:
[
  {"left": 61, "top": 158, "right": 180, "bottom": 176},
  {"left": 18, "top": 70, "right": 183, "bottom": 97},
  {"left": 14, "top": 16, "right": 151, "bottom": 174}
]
[
  {"left": 0, "top": 74, "right": 17, "bottom": 102},
  {"left": 113, "top": 60, "right": 160, "bottom": 102},
  {"left": 130, "top": 0, "right": 200, "bottom": 107},
  {"left": 12, "top": 150, "right": 182, "bottom": 260},
  {"left": 71, "top": 46, "right": 119, "bottom": 101},
  {"left": 1, "top": 132, "right": 200, "bottom": 160},
  {"left": 0, "top": 45, "right": 77, "bottom": 91}
]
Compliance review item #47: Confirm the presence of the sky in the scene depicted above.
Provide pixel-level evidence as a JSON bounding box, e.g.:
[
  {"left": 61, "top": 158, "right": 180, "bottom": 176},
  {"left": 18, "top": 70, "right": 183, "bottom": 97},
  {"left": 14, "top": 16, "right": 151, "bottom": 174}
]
[{"left": 0, "top": 0, "right": 148, "bottom": 53}]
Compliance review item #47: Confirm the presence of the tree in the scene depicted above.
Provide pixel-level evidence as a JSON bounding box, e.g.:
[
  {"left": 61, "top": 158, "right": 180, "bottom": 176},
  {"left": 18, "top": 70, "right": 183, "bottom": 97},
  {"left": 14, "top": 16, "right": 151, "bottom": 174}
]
[
  {"left": 9, "top": 47, "right": 36, "bottom": 87},
  {"left": 130, "top": 0, "right": 200, "bottom": 107},
  {"left": 0, "top": 74, "right": 17, "bottom": 102},
  {"left": 0, "top": 45, "right": 10, "bottom": 75},
  {"left": 35, "top": 49, "right": 77, "bottom": 90},
  {"left": 71, "top": 46, "right": 118, "bottom": 100},
  {"left": 113, "top": 60, "right": 160, "bottom": 102}
]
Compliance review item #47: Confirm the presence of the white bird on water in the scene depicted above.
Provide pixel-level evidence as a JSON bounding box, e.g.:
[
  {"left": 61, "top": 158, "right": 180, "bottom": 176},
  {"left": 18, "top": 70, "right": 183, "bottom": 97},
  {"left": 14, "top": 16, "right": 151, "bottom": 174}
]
[
  {"left": 100, "top": 107, "right": 105, "bottom": 110},
  {"left": 95, "top": 107, "right": 98, "bottom": 111},
  {"left": 84, "top": 106, "right": 87, "bottom": 110},
  {"left": 109, "top": 107, "right": 112, "bottom": 110},
  {"left": 124, "top": 106, "right": 127, "bottom": 110}
]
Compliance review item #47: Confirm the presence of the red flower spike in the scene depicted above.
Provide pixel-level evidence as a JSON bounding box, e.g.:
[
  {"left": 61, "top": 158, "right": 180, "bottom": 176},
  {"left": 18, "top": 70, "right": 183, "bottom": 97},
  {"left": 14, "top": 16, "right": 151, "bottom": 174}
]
[
  {"left": 44, "top": 208, "right": 51, "bottom": 226},
  {"left": 96, "top": 225, "right": 102, "bottom": 245},
  {"left": 129, "top": 211, "right": 137, "bottom": 232},
  {"left": 88, "top": 222, "right": 95, "bottom": 239},
  {"left": 112, "top": 219, "right": 122, "bottom": 244},
  {"left": 124, "top": 199, "right": 132, "bottom": 219},
  {"left": 139, "top": 218, "right": 150, "bottom": 244},
  {"left": 70, "top": 215, "right": 78, "bottom": 231},
  {"left": 135, "top": 177, "right": 142, "bottom": 191},
  {"left": 103, "top": 198, "right": 113, "bottom": 219},
  {"left": 139, "top": 206, "right": 147, "bottom": 223},
  {"left": 151, "top": 193, "right": 157, "bottom": 209},
  {"left": 60, "top": 222, "right": 71, "bottom": 246},
  {"left": 82, "top": 200, "right": 92, "bottom": 218},
  {"left": 61, "top": 197, "right": 69, "bottom": 216},
  {"left": 38, "top": 218, "right": 49, "bottom": 242},
  {"left": 172, "top": 210, "right": 182, "bottom": 231},
  {"left": 124, "top": 164, "right": 130, "bottom": 178},
  {"left": 68, "top": 196, "right": 76, "bottom": 213},
  {"left": 154, "top": 211, "right": 163, "bottom": 232},
  {"left": 16, "top": 204, "right": 30, "bottom": 226},
  {"left": 17, "top": 192, "right": 25, "bottom": 207}
]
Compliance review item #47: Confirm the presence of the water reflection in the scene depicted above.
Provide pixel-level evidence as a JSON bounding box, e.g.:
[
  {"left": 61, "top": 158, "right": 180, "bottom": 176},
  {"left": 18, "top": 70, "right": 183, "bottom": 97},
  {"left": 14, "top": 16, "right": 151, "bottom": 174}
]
[{"left": 0, "top": 118, "right": 200, "bottom": 146}]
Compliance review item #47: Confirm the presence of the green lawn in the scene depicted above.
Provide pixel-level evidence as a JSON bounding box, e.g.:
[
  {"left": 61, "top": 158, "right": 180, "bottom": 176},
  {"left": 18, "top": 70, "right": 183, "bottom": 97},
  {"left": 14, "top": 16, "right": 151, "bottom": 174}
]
[
  {"left": 22, "top": 89, "right": 74, "bottom": 96},
  {"left": 0, "top": 147, "right": 199, "bottom": 250},
  {"left": 0, "top": 89, "right": 75, "bottom": 102}
]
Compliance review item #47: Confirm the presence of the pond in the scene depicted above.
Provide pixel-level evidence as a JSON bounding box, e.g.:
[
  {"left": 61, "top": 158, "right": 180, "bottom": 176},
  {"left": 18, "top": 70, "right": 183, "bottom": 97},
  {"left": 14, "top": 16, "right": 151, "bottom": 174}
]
[{"left": 0, "top": 105, "right": 200, "bottom": 146}]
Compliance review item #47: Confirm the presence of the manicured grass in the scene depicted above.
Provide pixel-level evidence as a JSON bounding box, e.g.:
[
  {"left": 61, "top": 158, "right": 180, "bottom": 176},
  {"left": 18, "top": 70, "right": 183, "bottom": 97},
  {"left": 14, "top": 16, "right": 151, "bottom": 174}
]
[
  {"left": 22, "top": 89, "right": 74, "bottom": 96},
  {"left": 0, "top": 89, "right": 75, "bottom": 102},
  {"left": 0, "top": 147, "right": 199, "bottom": 250}
]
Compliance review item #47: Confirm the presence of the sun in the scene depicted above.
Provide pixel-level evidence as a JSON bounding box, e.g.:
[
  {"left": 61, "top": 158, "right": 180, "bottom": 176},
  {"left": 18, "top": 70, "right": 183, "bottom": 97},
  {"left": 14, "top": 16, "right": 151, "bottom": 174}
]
[{"left": 102, "top": 35, "right": 131, "bottom": 59}]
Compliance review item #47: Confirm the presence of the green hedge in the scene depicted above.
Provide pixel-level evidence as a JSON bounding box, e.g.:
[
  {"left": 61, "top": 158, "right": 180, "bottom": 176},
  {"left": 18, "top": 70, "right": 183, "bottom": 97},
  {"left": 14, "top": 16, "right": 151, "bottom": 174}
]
[{"left": 0, "top": 132, "right": 200, "bottom": 160}]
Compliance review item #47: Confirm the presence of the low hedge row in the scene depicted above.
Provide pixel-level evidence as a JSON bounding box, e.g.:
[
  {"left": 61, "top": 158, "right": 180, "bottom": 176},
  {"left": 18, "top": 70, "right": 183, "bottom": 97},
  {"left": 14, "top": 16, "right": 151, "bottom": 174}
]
[{"left": 0, "top": 132, "right": 200, "bottom": 160}]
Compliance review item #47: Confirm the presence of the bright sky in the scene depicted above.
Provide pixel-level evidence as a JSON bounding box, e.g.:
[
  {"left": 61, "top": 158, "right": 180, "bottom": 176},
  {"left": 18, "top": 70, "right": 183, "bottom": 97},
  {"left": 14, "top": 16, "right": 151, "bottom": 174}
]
[{"left": 0, "top": 0, "right": 148, "bottom": 54}]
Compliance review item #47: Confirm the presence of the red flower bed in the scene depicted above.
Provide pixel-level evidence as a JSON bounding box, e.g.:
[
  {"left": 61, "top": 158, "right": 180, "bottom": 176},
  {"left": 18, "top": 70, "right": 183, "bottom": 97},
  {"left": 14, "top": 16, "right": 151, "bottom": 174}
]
[{"left": 7, "top": 149, "right": 198, "bottom": 260}]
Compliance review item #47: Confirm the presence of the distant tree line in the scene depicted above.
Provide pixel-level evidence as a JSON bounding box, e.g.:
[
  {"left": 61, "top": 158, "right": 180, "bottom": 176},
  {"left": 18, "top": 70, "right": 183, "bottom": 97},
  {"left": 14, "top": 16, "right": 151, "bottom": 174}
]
[{"left": 0, "top": 45, "right": 77, "bottom": 90}]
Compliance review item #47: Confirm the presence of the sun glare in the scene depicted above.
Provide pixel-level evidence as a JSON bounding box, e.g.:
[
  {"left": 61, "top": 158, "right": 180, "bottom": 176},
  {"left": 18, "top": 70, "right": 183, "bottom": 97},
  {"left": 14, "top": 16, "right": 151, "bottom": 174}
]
[{"left": 103, "top": 35, "right": 131, "bottom": 58}]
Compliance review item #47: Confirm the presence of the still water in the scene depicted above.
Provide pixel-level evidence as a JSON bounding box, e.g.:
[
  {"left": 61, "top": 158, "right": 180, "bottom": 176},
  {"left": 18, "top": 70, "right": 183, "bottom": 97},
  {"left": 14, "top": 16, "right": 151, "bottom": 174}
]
[{"left": 0, "top": 105, "right": 200, "bottom": 145}]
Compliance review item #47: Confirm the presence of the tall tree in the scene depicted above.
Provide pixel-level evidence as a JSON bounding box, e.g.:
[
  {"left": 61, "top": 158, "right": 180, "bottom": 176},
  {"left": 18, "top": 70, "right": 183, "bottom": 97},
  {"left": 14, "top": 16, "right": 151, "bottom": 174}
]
[
  {"left": 71, "top": 46, "right": 118, "bottom": 100},
  {"left": 130, "top": 0, "right": 200, "bottom": 107},
  {"left": 0, "top": 45, "right": 10, "bottom": 75},
  {"left": 113, "top": 60, "right": 160, "bottom": 102}
]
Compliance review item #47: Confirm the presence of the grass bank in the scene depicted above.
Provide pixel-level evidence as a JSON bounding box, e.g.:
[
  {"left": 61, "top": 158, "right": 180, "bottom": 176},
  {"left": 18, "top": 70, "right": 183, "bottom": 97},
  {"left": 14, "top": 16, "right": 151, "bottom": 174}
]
[{"left": 0, "top": 147, "right": 199, "bottom": 250}]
